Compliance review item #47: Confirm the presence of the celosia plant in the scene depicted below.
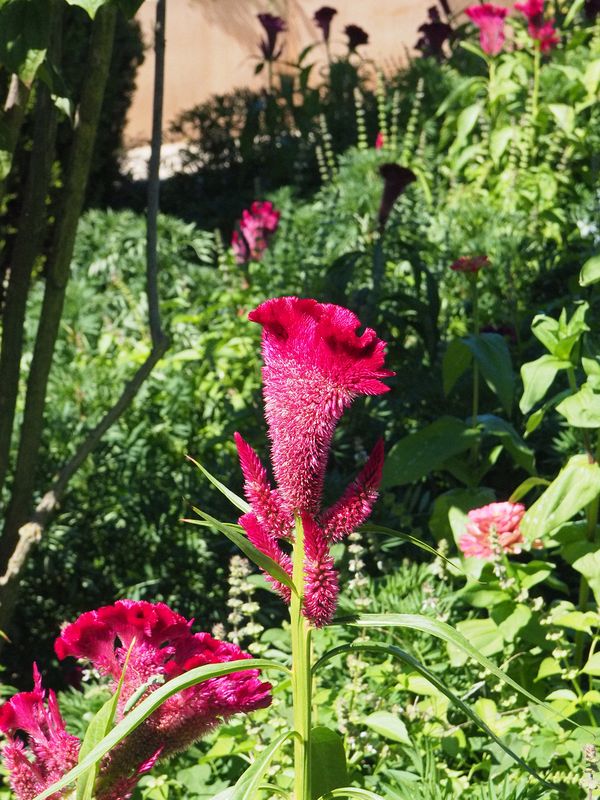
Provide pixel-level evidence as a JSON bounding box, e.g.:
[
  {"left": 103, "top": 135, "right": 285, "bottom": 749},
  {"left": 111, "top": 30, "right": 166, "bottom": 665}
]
[
  {"left": 231, "top": 200, "right": 280, "bottom": 264},
  {"left": 514, "top": 0, "right": 560, "bottom": 51},
  {"left": 465, "top": 4, "right": 508, "bottom": 56},
  {"left": 0, "top": 601, "right": 271, "bottom": 800},
  {"left": 459, "top": 501, "right": 526, "bottom": 559}
]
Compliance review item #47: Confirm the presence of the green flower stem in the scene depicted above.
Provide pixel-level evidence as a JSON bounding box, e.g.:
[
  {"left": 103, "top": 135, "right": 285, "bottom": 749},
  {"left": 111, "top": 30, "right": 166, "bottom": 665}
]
[
  {"left": 531, "top": 44, "right": 541, "bottom": 148},
  {"left": 470, "top": 275, "right": 480, "bottom": 464},
  {"left": 291, "top": 514, "right": 312, "bottom": 800}
]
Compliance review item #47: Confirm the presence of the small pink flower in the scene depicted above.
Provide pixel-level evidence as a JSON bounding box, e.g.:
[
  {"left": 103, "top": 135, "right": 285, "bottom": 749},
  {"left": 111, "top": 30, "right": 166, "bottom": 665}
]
[
  {"left": 514, "top": 0, "right": 544, "bottom": 22},
  {"left": 515, "top": 0, "right": 560, "bottom": 51},
  {"left": 375, "top": 131, "right": 384, "bottom": 149},
  {"left": 0, "top": 665, "right": 80, "bottom": 800},
  {"left": 450, "top": 255, "right": 490, "bottom": 273},
  {"left": 465, "top": 4, "right": 508, "bottom": 56},
  {"left": 234, "top": 297, "right": 392, "bottom": 626},
  {"left": 459, "top": 501, "right": 526, "bottom": 559},
  {"left": 231, "top": 201, "right": 280, "bottom": 264}
]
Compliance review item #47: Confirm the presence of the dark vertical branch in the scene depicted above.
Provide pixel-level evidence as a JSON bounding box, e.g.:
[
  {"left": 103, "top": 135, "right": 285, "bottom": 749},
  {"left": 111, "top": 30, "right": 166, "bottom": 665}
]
[
  {"left": 0, "top": 5, "right": 62, "bottom": 497},
  {"left": 0, "top": 76, "right": 31, "bottom": 204},
  {"left": 0, "top": 5, "right": 117, "bottom": 572},
  {"left": 146, "top": 0, "right": 166, "bottom": 347}
]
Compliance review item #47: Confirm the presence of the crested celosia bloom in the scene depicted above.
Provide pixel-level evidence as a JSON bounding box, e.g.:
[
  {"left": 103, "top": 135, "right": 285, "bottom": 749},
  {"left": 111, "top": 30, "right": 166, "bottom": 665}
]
[
  {"left": 450, "top": 255, "right": 490, "bottom": 273},
  {"left": 378, "top": 163, "right": 417, "bottom": 229},
  {"left": 235, "top": 297, "right": 392, "bottom": 626},
  {"left": 344, "top": 24, "right": 369, "bottom": 52},
  {"left": 465, "top": 4, "right": 508, "bottom": 56},
  {"left": 459, "top": 501, "right": 526, "bottom": 559},
  {"left": 0, "top": 601, "right": 271, "bottom": 800},
  {"left": 314, "top": 6, "right": 337, "bottom": 43},
  {"left": 258, "top": 13, "right": 286, "bottom": 62},
  {"left": 514, "top": 0, "right": 559, "bottom": 51},
  {"left": 231, "top": 201, "right": 280, "bottom": 264}
]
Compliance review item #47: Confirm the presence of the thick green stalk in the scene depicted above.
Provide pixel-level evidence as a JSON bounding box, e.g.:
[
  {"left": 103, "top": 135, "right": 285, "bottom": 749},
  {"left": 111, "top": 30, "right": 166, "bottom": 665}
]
[
  {"left": 470, "top": 275, "right": 480, "bottom": 464},
  {"left": 291, "top": 515, "right": 312, "bottom": 800},
  {"left": 531, "top": 44, "right": 541, "bottom": 125}
]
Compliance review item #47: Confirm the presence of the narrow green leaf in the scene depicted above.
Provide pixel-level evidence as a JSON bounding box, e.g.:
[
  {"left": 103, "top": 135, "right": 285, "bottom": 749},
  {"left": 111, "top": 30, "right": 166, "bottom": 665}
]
[
  {"left": 509, "top": 476, "right": 550, "bottom": 504},
  {"left": 563, "top": 0, "right": 585, "bottom": 26},
  {"left": 331, "top": 613, "right": 580, "bottom": 730},
  {"left": 382, "top": 417, "right": 478, "bottom": 488},
  {"left": 230, "top": 730, "right": 296, "bottom": 800},
  {"left": 313, "top": 642, "right": 553, "bottom": 788},
  {"left": 360, "top": 524, "right": 462, "bottom": 573},
  {"left": 186, "top": 507, "right": 297, "bottom": 595},
  {"left": 76, "top": 638, "right": 135, "bottom": 800},
  {"left": 32, "top": 659, "right": 288, "bottom": 800},
  {"left": 318, "top": 789, "right": 386, "bottom": 800},
  {"left": 187, "top": 454, "right": 250, "bottom": 513},
  {"left": 310, "top": 726, "right": 348, "bottom": 800}
]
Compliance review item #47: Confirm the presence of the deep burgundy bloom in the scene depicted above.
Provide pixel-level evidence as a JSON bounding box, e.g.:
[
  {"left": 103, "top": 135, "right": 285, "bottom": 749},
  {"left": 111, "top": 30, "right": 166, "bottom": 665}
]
[
  {"left": 344, "top": 24, "right": 369, "bottom": 52},
  {"left": 465, "top": 4, "right": 508, "bottom": 56},
  {"left": 459, "top": 502, "right": 525, "bottom": 559},
  {"left": 314, "top": 6, "right": 337, "bottom": 43},
  {"left": 258, "top": 13, "right": 286, "bottom": 61},
  {"left": 231, "top": 200, "right": 280, "bottom": 264},
  {"left": 378, "top": 164, "right": 417, "bottom": 229},
  {"left": 0, "top": 665, "right": 80, "bottom": 800},
  {"left": 235, "top": 298, "right": 392, "bottom": 626},
  {"left": 450, "top": 255, "right": 490, "bottom": 273}
]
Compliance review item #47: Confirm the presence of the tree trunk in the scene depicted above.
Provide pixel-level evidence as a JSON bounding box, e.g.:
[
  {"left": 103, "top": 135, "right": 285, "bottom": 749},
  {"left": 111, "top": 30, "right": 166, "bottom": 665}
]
[
  {"left": 0, "top": 76, "right": 31, "bottom": 204},
  {"left": 0, "top": 5, "right": 117, "bottom": 572},
  {"left": 0, "top": 24, "right": 61, "bottom": 496}
]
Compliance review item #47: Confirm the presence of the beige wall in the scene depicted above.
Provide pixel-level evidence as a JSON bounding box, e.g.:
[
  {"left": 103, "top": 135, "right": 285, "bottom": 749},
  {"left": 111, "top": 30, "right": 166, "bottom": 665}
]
[{"left": 125, "top": 0, "right": 465, "bottom": 145}]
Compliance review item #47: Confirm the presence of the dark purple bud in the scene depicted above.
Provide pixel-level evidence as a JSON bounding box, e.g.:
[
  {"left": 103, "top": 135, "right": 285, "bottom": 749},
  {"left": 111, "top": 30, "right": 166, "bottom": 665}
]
[
  {"left": 344, "top": 24, "right": 369, "bottom": 52},
  {"left": 258, "top": 13, "right": 287, "bottom": 61},
  {"left": 314, "top": 6, "right": 337, "bottom": 43},
  {"left": 378, "top": 164, "right": 416, "bottom": 228}
]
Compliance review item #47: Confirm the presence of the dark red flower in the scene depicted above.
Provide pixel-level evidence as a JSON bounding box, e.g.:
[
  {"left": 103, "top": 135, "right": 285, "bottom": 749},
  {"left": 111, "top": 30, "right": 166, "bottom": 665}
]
[
  {"left": 314, "top": 6, "right": 337, "bottom": 43},
  {"left": 258, "top": 13, "right": 286, "bottom": 62},
  {"left": 515, "top": 0, "right": 560, "bottom": 50},
  {"left": 378, "top": 163, "right": 417, "bottom": 228},
  {"left": 344, "top": 24, "right": 369, "bottom": 52},
  {"left": 450, "top": 255, "right": 490, "bottom": 273}
]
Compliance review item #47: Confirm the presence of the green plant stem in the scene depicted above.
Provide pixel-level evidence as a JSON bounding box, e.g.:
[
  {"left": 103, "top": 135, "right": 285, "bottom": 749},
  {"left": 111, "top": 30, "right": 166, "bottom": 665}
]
[
  {"left": 291, "top": 515, "right": 312, "bottom": 800},
  {"left": 531, "top": 44, "right": 541, "bottom": 130},
  {"left": 470, "top": 275, "right": 480, "bottom": 464}
]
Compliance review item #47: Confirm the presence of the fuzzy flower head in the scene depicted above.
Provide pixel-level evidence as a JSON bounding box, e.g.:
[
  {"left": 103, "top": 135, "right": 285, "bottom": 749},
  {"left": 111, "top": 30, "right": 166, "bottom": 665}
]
[
  {"left": 0, "top": 665, "right": 79, "bottom": 800},
  {"left": 344, "top": 24, "right": 369, "bottom": 52},
  {"left": 465, "top": 4, "right": 508, "bottom": 56},
  {"left": 450, "top": 255, "right": 490, "bottom": 273},
  {"left": 459, "top": 502, "right": 526, "bottom": 559},
  {"left": 258, "top": 13, "right": 286, "bottom": 61},
  {"left": 514, "top": 0, "right": 560, "bottom": 51},
  {"left": 314, "top": 6, "right": 337, "bottom": 43},
  {"left": 233, "top": 298, "right": 391, "bottom": 627},
  {"left": 231, "top": 201, "right": 280, "bottom": 264}
]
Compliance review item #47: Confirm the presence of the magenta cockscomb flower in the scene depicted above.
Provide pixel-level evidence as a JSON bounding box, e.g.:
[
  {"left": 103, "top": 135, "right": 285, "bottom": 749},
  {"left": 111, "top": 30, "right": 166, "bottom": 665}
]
[
  {"left": 465, "top": 4, "right": 508, "bottom": 56},
  {"left": 514, "top": 0, "right": 560, "bottom": 51},
  {"left": 314, "top": 6, "right": 337, "bottom": 43},
  {"left": 375, "top": 131, "right": 384, "bottom": 149},
  {"left": 231, "top": 201, "right": 280, "bottom": 264},
  {"left": 344, "top": 24, "right": 369, "bottom": 52},
  {"left": 459, "top": 502, "right": 526, "bottom": 559},
  {"left": 234, "top": 298, "right": 392, "bottom": 626},
  {"left": 514, "top": 0, "right": 544, "bottom": 22},
  {"left": 258, "top": 13, "right": 286, "bottom": 61},
  {"left": 450, "top": 255, "right": 490, "bottom": 273},
  {"left": 0, "top": 602, "right": 271, "bottom": 800},
  {"left": 0, "top": 665, "right": 80, "bottom": 800}
]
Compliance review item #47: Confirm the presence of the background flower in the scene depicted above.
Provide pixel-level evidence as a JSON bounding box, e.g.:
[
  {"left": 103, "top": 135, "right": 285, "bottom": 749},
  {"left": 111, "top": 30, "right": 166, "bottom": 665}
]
[
  {"left": 459, "top": 502, "right": 526, "bottom": 559},
  {"left": 465, "top": 4, "right": 509, "bottom": 56}
]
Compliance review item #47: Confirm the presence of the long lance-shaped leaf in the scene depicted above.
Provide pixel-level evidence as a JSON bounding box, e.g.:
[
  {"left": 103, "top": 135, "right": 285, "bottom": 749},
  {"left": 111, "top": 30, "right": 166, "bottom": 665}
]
[
  {"left": 332, "top": 613, "right": 590, "bottom": 732},
  {"left": 318, "top": 789, "right": 386, "bottom": 800},
  {"left": 230, "top": 730, "right": 297, "bottom": 800},
  {"left": 313, "top": 642, "right": 553, "bottom": 789},
  {"left": 75, "top": 639, "right": 135, "bottom": 800},
  {"left": 359, "top": 524, "right": 463, "bottom": 574},
  {"left": 186, "top": 454, "right": 251, "bottom": 514},
  {"left": 185, "top": 507, "right": 297, "bottom": 596},
  {"left": 33, "top": 659, "right": 288, "bottom": 800}
]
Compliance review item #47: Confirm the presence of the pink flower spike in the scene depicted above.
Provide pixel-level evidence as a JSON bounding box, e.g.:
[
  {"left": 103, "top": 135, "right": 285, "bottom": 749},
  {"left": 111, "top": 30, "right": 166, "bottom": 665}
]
[
  {"left": 514, "top": 0, "right": 544, "bottom": 21},
  {"left": 249, "top": 297, "right": 393, "bottom": 514},
  {"left": 531, "top": 19, "right": 560, "bottom": 51},
  {"left": 239, "top": 512, "right": 293, "bottom": 601},
  {"left": 321, "top": 439, "right": 384, "bottom": 543},
  {"left": 465, "top": 4, "right": 508, "bottom": 56},
  {"left": 458, "top": 501, "right": 526, "bottom": 559},
  {"left": 375, "top": 131, "right": 384, "bottom": 149},
  {"left": 302, "top": 513, "right": 339, "bottom": 627}
]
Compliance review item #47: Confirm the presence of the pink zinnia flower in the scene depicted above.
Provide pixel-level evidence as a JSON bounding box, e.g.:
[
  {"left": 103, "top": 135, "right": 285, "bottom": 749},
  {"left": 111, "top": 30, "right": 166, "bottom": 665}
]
[
  {"left": 0, "top": 602, "right": 271, "bottom": 800},
  {"left": 231, "top": 201, "right": 280, "bottom": 264},
  {"left": 234, "top": 297, "right": 392, "bottom": 626},
  {"left": 459, "top": 501, "right": 526, "bottom": 559},
  {"left": 314, "top": 6, "right": 337, "bottom": 43},
  {"left": 465, "top": 4, "right": 508, "bottom": 56},
  {"left": 450, "top": 255, "right": 490, "bottom": 273}
]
